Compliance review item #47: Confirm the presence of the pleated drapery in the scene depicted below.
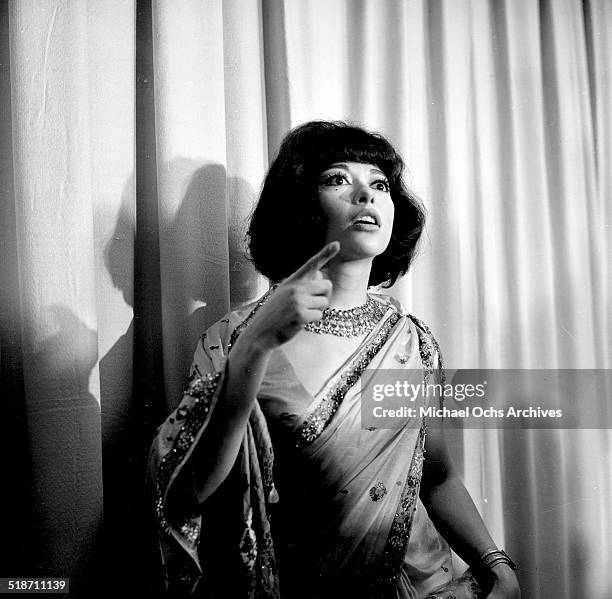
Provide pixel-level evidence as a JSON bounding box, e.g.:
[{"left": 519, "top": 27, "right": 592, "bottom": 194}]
[{"left": 1, "top": 1, "right": 610, "bottom": 598}]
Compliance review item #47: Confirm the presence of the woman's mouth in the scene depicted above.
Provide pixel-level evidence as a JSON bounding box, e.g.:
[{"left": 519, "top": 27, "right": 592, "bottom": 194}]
[{"left": 352, "top": 213, "right": 380, "bottom": 230}]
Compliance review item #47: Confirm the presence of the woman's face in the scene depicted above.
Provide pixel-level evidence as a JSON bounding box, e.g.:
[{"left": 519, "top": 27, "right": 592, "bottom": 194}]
[{"left": 317, "top": 161, "right": 394, "bottom": 260}]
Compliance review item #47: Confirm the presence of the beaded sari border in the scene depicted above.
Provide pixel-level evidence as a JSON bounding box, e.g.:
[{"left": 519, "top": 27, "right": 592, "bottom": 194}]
[
  {"left": 154, "top": 372, "right": 221, "bottom": 544},
  {"left": 407, "top": 314, "right": 446, "bottom": 384},
  {"left": 377, "top": 425, "right": 426, "bottom": 588},
  {"left": 376, "top": 315, "right": 444, "bottom": 588},
  {"left": 228, "top": 284, "right": 277, "bottom": 351},
  {"left": 295, "top": 309, "right": 401, "bottom": 449}
]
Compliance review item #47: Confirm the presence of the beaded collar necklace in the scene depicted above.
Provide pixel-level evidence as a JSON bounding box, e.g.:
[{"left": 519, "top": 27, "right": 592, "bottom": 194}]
[{"left": 303, "top": 296, "right": 386, "bottom": 337}]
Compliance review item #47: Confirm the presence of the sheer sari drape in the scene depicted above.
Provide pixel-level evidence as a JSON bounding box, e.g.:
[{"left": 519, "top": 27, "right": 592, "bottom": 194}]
[{"left": 149, "top": 293, "right": 452, "bottom": 598}]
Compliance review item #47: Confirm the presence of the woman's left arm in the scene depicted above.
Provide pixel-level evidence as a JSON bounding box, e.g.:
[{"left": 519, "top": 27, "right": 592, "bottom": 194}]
[{"left": 420, "top": 423, "right": 521, "bottom": 599}]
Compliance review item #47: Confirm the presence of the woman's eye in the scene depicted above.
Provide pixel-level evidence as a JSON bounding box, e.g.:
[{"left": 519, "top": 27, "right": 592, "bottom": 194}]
[
  {"left": 321, "top": 174, "right": 348, "bottom": 186},
  {"left": 373, "top": 179, "right": 390, "bottom": 192}
]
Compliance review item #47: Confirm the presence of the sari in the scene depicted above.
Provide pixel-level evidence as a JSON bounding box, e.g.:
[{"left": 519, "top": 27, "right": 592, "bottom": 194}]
[{"left": 148, "top": 291, "right": 452, "bottom": 598}]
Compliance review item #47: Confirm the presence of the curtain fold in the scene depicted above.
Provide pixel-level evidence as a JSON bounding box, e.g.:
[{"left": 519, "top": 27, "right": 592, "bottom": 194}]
[
  {"left": 1, "top": 1, "right": 610, "bottom": 597},
  {"left": 3, "top": 0, "right": 135, "bottom": 592}
]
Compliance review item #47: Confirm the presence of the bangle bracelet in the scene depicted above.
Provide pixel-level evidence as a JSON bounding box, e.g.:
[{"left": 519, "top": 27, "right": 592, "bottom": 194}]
[
  {"left": 478, "top": 548, "right": 519, "bottom": 572},
  {"left": 479, "top": 547, "right": 499, "bottom": 561}
]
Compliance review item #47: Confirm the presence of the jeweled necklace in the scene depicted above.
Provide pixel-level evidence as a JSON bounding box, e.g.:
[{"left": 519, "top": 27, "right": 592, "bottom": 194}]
[{"left": 304, "top": 297, "right": 386, "bottom": 337}]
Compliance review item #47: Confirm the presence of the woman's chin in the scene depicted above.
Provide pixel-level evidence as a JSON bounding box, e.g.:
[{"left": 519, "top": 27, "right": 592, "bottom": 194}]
[{"left": 337, "top": 245, "right": 387, "bottom": 262}]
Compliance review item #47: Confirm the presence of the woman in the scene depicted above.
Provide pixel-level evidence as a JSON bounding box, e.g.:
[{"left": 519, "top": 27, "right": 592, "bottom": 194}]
[{"left": 148, "top": 121, "right": 520, "bottom": 598}]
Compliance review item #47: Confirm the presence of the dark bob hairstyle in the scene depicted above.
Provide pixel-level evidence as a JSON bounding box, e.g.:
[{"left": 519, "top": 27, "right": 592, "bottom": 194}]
[{"left": 247, "top": 121, "right": 425, "bottom": 288}]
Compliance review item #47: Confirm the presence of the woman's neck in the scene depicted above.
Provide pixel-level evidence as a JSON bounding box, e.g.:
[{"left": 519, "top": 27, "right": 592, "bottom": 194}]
[{"left": 323, "top": 258, "right": 373, "bottom": 309}]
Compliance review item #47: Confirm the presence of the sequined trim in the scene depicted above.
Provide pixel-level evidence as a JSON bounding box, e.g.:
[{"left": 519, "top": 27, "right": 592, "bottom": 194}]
[
  {"left": 376, "top": 316, "right": 443, "bottom": 588},
  {"left": 239, "top": 508, "right": 258, "bottom": 571},
  {"left": 179, "top": 521, "right": 201, "bottom": 546},
  {"left": 296, "top": 311, "right": 401, "bottom": 449},
  {"left": 377, "top": 425, "right": 426, "bottom": 587},
  {"left": 408, "top": 314, "right": 446, "bottom": 385},
  {"left": 228, "top": 284, "right": 278, "bottom": 351},
  {"left": 154, "top": 372, "right": 220, "bottom": 544},
  {"left": 245, "top": 422, "right": 280, "bottom": 595}
]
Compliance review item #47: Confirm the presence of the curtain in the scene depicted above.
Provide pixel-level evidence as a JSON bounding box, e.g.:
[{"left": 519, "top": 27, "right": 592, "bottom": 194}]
[{"left": 1, "top": 1, "right": 610, "bottom": 597}]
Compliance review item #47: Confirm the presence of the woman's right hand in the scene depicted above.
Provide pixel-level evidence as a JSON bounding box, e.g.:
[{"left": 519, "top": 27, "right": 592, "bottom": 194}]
[{"left": 239, "top": 241, "right": 340, "bottom": 352}]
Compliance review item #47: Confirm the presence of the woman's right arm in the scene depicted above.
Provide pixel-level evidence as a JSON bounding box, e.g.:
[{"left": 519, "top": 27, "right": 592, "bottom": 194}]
[
  {"left": 191, "top": 241, "right": 340, "bottom": 503},
  {"left": 191, "top": 330, "right": 273, "bottom": 503}
]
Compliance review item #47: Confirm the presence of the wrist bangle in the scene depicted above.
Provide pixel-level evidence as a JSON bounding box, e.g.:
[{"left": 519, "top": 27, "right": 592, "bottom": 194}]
[{"left": 478, "top": 548, "right": 518, "bottom": 572}]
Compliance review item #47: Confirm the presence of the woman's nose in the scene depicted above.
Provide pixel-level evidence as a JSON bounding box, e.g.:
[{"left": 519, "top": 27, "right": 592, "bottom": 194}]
[{"left": 354, "top": 183, "right": 375, "bottom": 204}]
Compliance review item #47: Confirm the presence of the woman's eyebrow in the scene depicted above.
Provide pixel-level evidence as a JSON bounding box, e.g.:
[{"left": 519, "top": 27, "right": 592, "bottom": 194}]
[{"left": 323, "top": 164, "right": 386, "bottom": 178}]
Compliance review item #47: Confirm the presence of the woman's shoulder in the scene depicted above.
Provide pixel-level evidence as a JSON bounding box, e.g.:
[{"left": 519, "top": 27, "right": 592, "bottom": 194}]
[
  {"left": 370, "top": 291, "right": 443, "bottom": 355},
  {"left": 201, "top": 290, "right": 272, "bottom": 345},
  {"left": 368, "top": 291, "right": 407, "bottom": 316},
  {"left": 369, "top": 292, "right": 437, "bottom": 332}
]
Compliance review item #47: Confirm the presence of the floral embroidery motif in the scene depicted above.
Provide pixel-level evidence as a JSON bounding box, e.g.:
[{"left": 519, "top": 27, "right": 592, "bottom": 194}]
[
  {"left": 296, "top": 311, "right": 401, "bottom": 448},
  {"left": 369, "top": 482, "right": 387, "bottom": 502},
  {"left": 394, "top": 352, "right": 409, "bottom": 364}
]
